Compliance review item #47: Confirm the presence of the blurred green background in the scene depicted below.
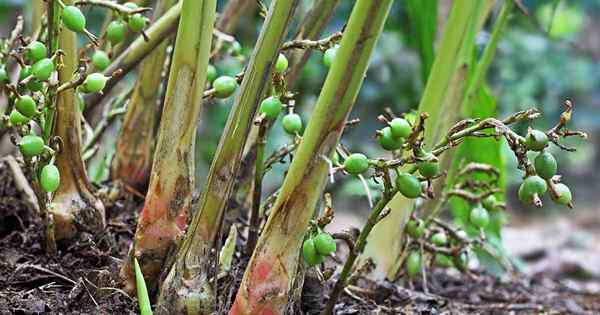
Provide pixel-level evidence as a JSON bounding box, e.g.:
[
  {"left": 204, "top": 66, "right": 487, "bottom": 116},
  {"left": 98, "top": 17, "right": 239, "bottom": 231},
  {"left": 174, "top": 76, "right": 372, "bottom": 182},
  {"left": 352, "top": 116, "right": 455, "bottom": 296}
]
[{"left": 1, "top": 0, "right": 598, "bottom": 230}]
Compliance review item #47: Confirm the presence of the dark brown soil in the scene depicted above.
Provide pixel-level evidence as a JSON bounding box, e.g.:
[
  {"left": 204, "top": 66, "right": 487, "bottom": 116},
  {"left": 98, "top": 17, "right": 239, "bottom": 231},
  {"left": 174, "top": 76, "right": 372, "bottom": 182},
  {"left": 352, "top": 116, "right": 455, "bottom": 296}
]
[{"left": 1, "top": 160, "right": 599, "bottom": 314}]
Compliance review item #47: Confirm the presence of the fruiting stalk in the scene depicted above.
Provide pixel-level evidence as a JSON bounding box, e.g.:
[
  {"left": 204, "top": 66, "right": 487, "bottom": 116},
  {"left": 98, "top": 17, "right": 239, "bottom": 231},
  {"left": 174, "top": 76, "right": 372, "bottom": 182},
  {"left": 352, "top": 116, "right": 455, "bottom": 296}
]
[
  {"left": 84, "top": 2, "right": 182, "bottom": 115},
  {"left": 157, "top": 1, "right": 299, "bottom": 313},
  {"left": 361, "top": 0, "right": 493, "bottom": 279},
  {"left": 112, "top": 0, "right": 177, "bottom": 190},
  {"left": 48, "top": 0, "right": 105, "bottom": 240},
  {"left": 285, "top": 0, "right": 340, "bottom": 85},
  {"left": 120, "top": 0, "right": 216, "bottom": 293},
  {"left": 230, "top": 1, "right": 393, "bottom": 314}
]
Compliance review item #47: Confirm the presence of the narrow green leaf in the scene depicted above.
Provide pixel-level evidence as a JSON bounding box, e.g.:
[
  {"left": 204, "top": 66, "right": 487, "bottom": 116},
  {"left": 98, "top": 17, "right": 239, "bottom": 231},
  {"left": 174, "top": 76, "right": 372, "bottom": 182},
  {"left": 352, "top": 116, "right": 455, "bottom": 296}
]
[
  {"left": 405, "top": 0, "right": 437, "bottom": 82},
  {"left": 134, "top": 258, "right": 153, "bottom": 315}
]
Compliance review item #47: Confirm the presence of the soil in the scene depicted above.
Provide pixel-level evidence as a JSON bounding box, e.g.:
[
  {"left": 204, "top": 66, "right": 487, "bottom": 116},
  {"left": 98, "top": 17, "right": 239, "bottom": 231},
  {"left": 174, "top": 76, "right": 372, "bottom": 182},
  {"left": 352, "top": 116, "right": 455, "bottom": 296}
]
[{"left": 1, "top": 160, "right": 600, "bottom": 315}]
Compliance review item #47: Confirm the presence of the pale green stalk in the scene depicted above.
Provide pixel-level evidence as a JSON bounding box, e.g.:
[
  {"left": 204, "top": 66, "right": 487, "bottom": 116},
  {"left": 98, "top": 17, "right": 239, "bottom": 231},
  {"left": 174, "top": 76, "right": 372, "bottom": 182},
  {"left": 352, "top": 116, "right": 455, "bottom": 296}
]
[
  {"left": 230, "top": 1, "right": 393, "bottom": 314},
  {"left": 119, "top": 0, "right": 216, "bottom": 294},
  {"left": 156, "top": 1, "right": 299, "bottom": 314},
  {"left": 112, "top": 0, "right": 177, "bottom": 190}
]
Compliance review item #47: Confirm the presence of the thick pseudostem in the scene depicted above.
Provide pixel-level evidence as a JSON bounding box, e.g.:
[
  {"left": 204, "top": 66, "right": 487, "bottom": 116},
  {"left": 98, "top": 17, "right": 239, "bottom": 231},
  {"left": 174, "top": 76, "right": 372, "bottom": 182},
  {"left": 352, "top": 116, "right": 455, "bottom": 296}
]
[
  {"left": 49, "top": 0, "right": 105, "bottom": 240},
  {"left": 112, "top": 0, "right": 176, "bottom": 191},
  {"left": 157, "top": 1, "right": 299, "bottom": 314},
  {"left": 119, "top": 0, "right": 216, "bottom": 295},
  {"left": 230, "top": 1, "right": 393, "bottom": 314}
]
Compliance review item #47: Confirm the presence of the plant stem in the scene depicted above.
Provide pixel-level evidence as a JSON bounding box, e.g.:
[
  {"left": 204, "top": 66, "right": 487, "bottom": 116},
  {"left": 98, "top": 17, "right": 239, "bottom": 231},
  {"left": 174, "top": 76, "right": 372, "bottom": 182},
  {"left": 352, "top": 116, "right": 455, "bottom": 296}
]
[
  {"left": 112, "top": 0, "right": 176, "bottom": 191},
  {"left": 119, "top": 0, "right": 216, "bottom": 294},
  {"left": 157, "top": 1, "right": 299, "bottom": 314},
  {"left": 83, "top": 2, "right": 182, "bottom": 116},
  {"left": 323, "top": 189, "right": 396, "bottom": 314},
  {"left": 49, "top": 0, "right": 105, "bottom": 240},
  {"left": 231, "top": 1, "right": 392, "bottom": 314},
  {"left": 246, "top": 120, "right": 268, "bottom": 255}
]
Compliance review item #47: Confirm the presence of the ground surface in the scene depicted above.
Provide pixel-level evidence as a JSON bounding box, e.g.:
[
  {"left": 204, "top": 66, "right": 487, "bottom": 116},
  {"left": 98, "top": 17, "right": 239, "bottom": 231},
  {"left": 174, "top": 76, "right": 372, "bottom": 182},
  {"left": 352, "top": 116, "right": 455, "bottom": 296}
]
[{"left": 1, "top": 160, "right": 600, "bottom": 314}]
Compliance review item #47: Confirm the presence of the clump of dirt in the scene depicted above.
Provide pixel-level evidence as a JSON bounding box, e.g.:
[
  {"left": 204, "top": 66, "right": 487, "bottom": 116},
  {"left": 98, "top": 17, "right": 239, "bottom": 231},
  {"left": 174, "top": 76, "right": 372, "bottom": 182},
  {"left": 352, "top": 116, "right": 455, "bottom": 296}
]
[{"left": 1, "top": 159, "right": 599, "bottom": 314}]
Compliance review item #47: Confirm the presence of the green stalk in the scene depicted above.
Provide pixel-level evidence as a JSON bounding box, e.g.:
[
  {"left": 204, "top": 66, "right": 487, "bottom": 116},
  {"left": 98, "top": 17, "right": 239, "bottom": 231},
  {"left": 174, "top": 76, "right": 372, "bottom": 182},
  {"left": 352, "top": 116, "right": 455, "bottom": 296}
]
[
  {"left": 119, "top": 0, "right": 216, "bottom": 294},
  {"left": 49, "top": 0, "right": 105, "bottom": 240},
  {"left": 111, "top": 0, "right": 176, "bottom": 190},
  {"left": 157, "top": 1, "right": 299, "bottom": 313},
  {"left": 230, "top": 1, "right": 393, "bottom": 314},
  {"left": 83, "top": 2, "right": 182, "bottom": 116},
  {"left": 324, "top": 187, "right": 396, "bottom": 314},
  {"left": 246, "top": 122, "right": 268, "bottom": 255},
  {"left": 285, "top": 0, "right": 340, "bottom": 85},
  {"left": 361, "top": 0, "right": 494, "bottom": 279},
  {"left": 225, "top": 0, "right": 339, "bottom": 242}
]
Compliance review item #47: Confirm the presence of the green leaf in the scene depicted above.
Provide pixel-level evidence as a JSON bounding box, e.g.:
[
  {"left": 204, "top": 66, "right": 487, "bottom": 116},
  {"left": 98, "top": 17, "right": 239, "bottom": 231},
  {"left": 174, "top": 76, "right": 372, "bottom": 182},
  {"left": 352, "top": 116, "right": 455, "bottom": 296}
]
[
  {"left": 405, "top": 0, "right": 437, "bottom": 83},
  {"left": 134, "top": 257, "right": 153, "bottom": 315}
]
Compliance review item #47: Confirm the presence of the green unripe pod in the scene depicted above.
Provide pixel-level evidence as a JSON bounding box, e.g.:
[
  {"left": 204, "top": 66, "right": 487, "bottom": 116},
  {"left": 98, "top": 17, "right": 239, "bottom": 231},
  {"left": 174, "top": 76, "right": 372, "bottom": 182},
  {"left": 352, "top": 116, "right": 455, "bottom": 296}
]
[
  {"left": 31, "top": 58, "right": 54, "bottom": 81},
  {"left": 82, "top": 73, "right": 109, "bottom": 93},
  {"left": 40, "top": 164, "right": 60, "bottom": 193},
  {"left": 470, "top": 206, "right": 490, "bottom": 228},
  {"left": 323, "top": 45, "right": 338, "bottom": 68},
  {"left": 534, "top": 151, "right": 557, "bottom": 180},
  {"left": 282, "top": 113, "right": 302, "bottom": 135},
  {"left": 106, "top": 20, "right": 127, "bottom": 45},
  {"left": 518, "top": 175, "right": 547, "bottom": 203},
  {"left": 314, "top": 232, "right": 336, "bottom": 256},
  {"left": 435, "top": 254, "right": 453, "bottom": 268},
  {"left": 27, "top": 79, "right": 44, "bottom": 92},
  {"left": 525, "top": 129, "right": 549, "bottom": 151},
  {"left": 378, "top": 126, "right": 403, "bottom": 151},
  {"left": 389, "top": 117, "right": 411, "bottom": 138},
  {"left": 343, "top": 153, "right": 369, "bottom": 175},
  {"left": 395, "top": 172, "right": 421, "bottom": 199},
  {"left": 259, "top": 96, "right": 282, "bottom": 121},
  {"left": 62, "top": 6, "right": 86, "bottom": 33},
  {"left": 19, "top": 66, "right": 31, "bottom": 81},
  {"left": 482, "top": 194, "right": 497, "bottom": 210},
  {"left": 453, "top": 251, "right": 470, "bottom": 271},
  {"left": 274, "top": 53, "right": 288, "bottom": 73},
  {"left": 206, "top": 64, "right": 217, "bottom": 83},
  {"left": 19, "top": 135, "right": 45, "bottom": 157},
  {"left": 0, "top": 65, "right": 8, "bottom": 83},
  {"left": 16, "top": 95, "right": 37, "bottom": 117},
  {"left": 81, "top": 73, "right": 108, "bottom": 93},
  {"left": 551, "top": 183, "right": 572, "bottom": 206},
  {"left": 430, "top": 232, "right": 448, "bottom": 246},
  {"left": 406, "top": 250, "right": 421, "bottom": 277},
  {"left": 9, "top": 110, "right": 30, "bottom": 125},
  {"left": 213, "top": 76, "right": 238, "bottom": 98},
  {"left": 418, "top": 153, "right": 439, "bottom": 178},
  {"left": 302, "top": 238, "right": 324, "bottom": 266},
  {"left": 128, "top": 13, "right": 147, "bottom": 32},
  {"left": 91, "top": 50, "right": 110, "bottom": 71},
  {"left": 25, "top": 41, "right": 47, "bottom": 63},
  {"left": 405, "top": 219, "right": 425, "bottom": 239}
]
